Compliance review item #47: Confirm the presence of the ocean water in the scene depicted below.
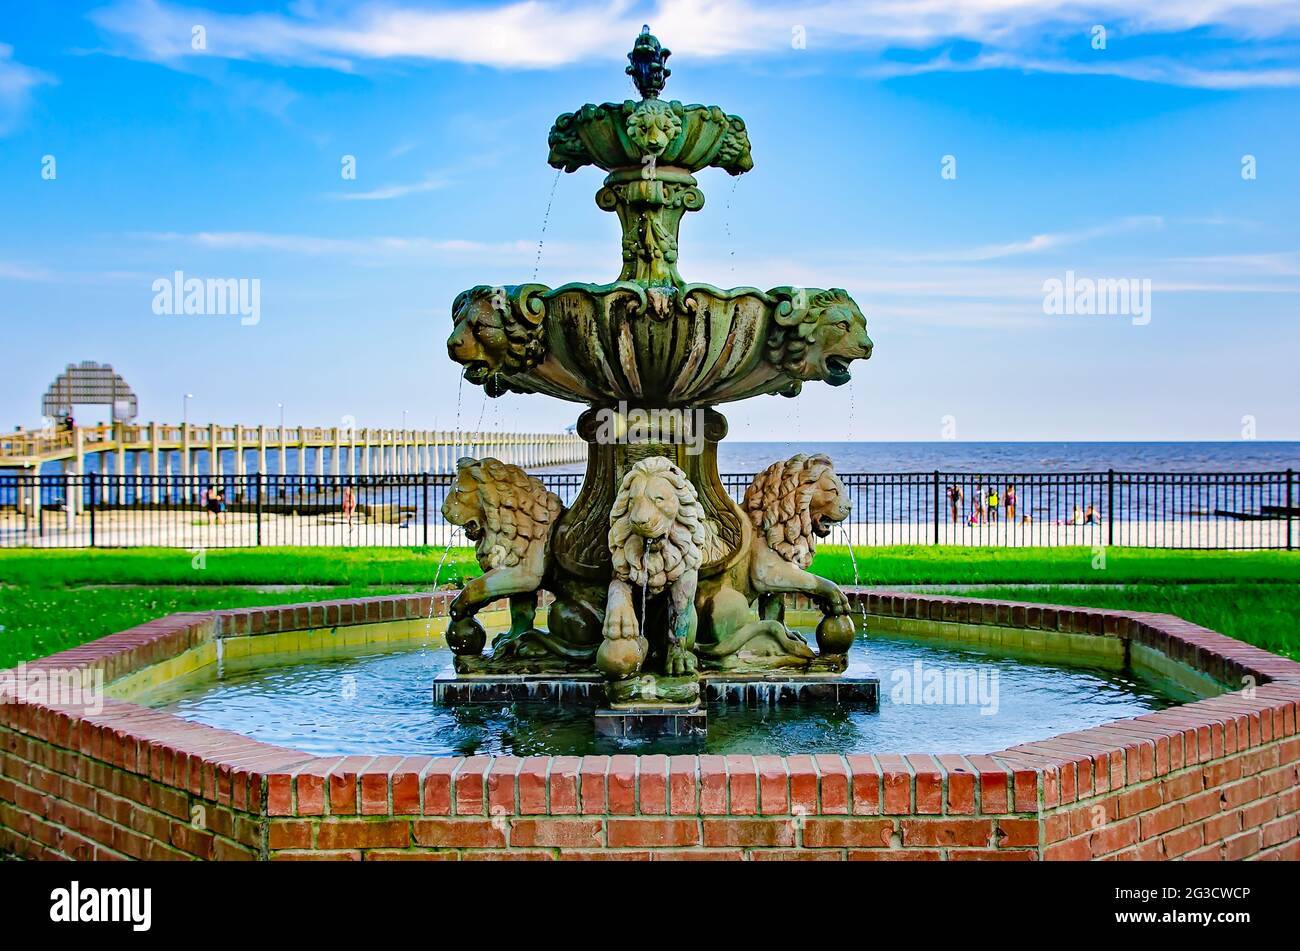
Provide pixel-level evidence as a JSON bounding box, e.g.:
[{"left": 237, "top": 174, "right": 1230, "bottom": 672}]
[
  {"left": 8, "top": 442, "right": 1298, "bottom": 528},
  {"left": 19, "top": 441, "right": 1300, "bottom": 479},
  {"left": 560, "top": 441, "right": 1300, "bottom": 475}
]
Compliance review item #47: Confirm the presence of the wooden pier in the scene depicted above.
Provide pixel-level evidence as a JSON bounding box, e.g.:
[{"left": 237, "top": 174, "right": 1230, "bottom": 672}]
[{"left": 0, "top": 422, "right": 586, "bottom": 513}]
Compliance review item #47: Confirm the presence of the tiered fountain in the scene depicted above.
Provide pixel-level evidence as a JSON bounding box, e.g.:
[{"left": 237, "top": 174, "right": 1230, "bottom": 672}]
[{"left": 437, "top": 28, "right": 876, "bottom": 738}]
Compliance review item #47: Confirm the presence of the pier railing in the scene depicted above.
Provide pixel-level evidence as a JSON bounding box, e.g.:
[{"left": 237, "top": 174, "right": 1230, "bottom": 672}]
[
  {"left": 0, "top": 423, "right": 587, "bottom": 474},
  {"left": 0, "top": 469, "right": 1294, "bottom": 550}
]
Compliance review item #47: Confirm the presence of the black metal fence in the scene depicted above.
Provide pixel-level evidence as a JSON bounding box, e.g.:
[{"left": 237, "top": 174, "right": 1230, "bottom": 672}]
[{"left": 0, "top": 470, "right": 1294, "bottom": 550}]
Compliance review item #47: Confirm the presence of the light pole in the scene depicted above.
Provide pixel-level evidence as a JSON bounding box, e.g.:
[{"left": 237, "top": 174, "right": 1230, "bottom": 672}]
[
  {"left": 402, "top": 409, "right": 410, "bottom": 473},
  {"left": 277, "top": 402, "right": 290, "bottom": 492},
  {"left": 182, "top": 394, "right": 194, "bottom": 501}
]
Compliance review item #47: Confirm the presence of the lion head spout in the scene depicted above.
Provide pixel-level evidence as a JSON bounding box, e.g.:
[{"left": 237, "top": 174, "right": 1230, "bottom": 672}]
[
  {"left": 608, "top": 456, "right": 709, "bottom": 595},
  {"left": 447, "top": 285, "right": 549, "bottom": 397},
  {"left": 765, "top": 288, "right": 873, "bottom": 392},
  {"left": 442, "top": 456, "right": 563, "bottom": 570},
  {"left": 742, "top": 453, "right": 851, "bottom": 568}
]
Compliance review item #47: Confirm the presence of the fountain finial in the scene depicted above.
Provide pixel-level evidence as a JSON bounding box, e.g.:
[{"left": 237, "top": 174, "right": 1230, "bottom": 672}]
[{"left": 627, "top": 26, "right": 671, "bottom": 99}]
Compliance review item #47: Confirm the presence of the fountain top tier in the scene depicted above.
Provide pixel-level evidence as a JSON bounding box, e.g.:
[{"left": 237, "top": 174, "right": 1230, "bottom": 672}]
[
  {"left": 447, "top": 27, "right": 872, "bottom": 407},
  {"left": 547, "top": 26, "right": 754, "bottom": 180}
]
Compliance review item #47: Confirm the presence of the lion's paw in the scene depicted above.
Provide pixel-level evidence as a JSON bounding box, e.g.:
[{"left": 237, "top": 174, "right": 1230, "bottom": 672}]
[
  {"left": 602, "top": 601, "right": 641, "bottom": 641},
  {"left": 664, "top": 642, "right": 698, "bottom": 677},
  {"left": 821, "top": 587, "right": 852, "bottom": 616}
]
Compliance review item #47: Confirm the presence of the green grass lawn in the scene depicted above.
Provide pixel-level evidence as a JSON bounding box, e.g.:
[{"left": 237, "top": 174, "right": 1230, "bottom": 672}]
[
  {"left": 0, "top": 546, "right": 482, "bottom": 589},
  {"left": 0, "top": 584, "right": 418, "bottom": 669},
  {"left": 925, "top": 583, "right": 1297, "bottom": 661},
  {"left": 4, "top": 545, "right": 1298, "bottom": 588},
  {"left": 1, "top": 546, "right": 1297, "bottom": 667},
  {"left": 811, "top": 545, "right": 1300, "bottom": 586}
]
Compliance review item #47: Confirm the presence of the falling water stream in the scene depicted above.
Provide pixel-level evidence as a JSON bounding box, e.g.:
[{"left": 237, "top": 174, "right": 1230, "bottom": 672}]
[
  {"left": 534, "top": 169, "right": 562, "bottom": 282},
  {"left": 640, "top": 576, "right": 648, "bottom": 636},
  {"left": 454, "top": 374, "right": 464, "bottom": 431},
  {"left": 838, "top": 524, "right": 870, "bottom": 629},
  {"left": 724, "top": 178, "right": 738, "bottom": 275},
  {"left": 426, "top": 525, "right": 468, "bottom": 641}
]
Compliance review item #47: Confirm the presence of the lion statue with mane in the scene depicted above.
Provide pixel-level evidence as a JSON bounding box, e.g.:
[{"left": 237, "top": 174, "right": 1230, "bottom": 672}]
[
  {"left": 440, "top": 456, "right": 571, "bottom": 662},
  {"left": 599, "top": 456, "right": 722, "bottom": 686},
  {"left": 694, "top": 452, "right": 856, "bottom": 669},
  {"left": 447, "top": 285, "right": 549, "bottom": 398},
  {"left": 765, "top": 287, "right": 874, "bottom": 395}
]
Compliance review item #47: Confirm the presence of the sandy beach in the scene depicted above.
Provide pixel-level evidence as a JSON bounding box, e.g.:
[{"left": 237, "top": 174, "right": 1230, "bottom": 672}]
[{"left": 3, "top": 509, "right": 1293, "bottom": 550}]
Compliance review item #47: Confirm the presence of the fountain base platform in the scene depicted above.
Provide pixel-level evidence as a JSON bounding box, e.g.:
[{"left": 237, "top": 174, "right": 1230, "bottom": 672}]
[
  {"left": 594, "top": 702, "right": 708, "bottom": 740},
  {"left": 703, "top": 673, "right": 878, "bottom": 708},
  {"left": 433, "top": 670, "right": 879, "bottom": 712},
  {"left": 432, "top": 672, "right": 603, "bottom": 705}
]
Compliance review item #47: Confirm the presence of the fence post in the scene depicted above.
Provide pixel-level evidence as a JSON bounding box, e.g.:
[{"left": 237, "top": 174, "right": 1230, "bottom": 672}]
[
  {"left": 1107, "top": 469, "right": 1115, "bottom": 547},
  {"left": 255, "top": 472, "right": 263, "bottom": 547},
  {"left": 423, "top": 472, "right": 430, "bottom": 548},
  {"left": 88, "top": 471, "right": 98, "bottom": 548},
  {"left": 1288, "top": 469, "right": 1294, "bottom": 551},
  {"left": 933, "top": 470, "right": 940, "bottom": 545}
]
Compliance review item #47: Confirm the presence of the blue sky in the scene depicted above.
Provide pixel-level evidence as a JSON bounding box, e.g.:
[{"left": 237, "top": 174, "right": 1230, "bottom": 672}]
[{"left": 1, "top": 0, "right": 1298, "bottom": 441}]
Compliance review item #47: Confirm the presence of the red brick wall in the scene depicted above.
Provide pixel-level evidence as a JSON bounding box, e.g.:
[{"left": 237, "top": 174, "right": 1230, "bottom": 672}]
[{"left": 2, "top": 591, "right": 1298, "bottom": 861}]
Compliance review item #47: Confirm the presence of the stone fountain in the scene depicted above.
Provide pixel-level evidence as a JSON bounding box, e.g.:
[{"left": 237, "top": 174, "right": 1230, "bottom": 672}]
[{"left": 437, "top": 28, "right": 875, "bottom": 737}]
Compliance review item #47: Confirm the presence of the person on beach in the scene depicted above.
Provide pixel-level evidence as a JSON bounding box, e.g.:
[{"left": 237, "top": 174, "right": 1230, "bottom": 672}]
[
  {"left": 986, "top": 486, "right": 999, "bottom": 522},
  {"left": 204, "top": 483, "right": 225, "bottom": 525},
  {"left": 1084, "top": 503, "right": 1100, "bottom": 525},
  {"left": 947, "top": 483, "right": 963, "bottom": 523},
  {"left": 1068, "top": 505, "right": 1084, "bottom": 526},
  {"left": 1004, "top": 485, "right": 1017, "bottom": 521},
  {"left": 342, "top": 485, "right": 356, "bottom": 522},
  {"left": 969, "top": 486, "right": 984, "bottom": 526}
]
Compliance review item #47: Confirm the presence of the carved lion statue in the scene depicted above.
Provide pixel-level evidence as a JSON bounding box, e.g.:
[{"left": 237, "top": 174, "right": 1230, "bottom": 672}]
[
  {"left": 743, "top": 452, "right": 851, "bottom": 571},
  {"left": 600, "top": 456, "right": 710, "bottom": 682},
  {"left": 447, "top": 285, "right": 549, "bottom": 398},
  {"left": 625, "top": 99, "right": 682, "bottom": 156},
  {"left": 695, "top": 453, "right": 855, "bottom": 668},
  {"left": 440, "top": 456, "right": 563, "bottom": 657},
  {"left": 764, "top": 288, "right": 873, "bottom": 391},
  {"left": 608, "top": 456, "right": 710, "bottom": 594}
]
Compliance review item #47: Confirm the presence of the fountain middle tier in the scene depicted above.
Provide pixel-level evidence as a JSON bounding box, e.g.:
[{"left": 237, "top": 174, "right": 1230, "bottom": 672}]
[{"left": 447, "top": 280, "right": 873, "bottom": 405}]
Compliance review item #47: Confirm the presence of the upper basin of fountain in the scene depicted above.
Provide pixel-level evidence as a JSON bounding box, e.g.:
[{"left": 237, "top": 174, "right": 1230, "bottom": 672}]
[
  {"left": 547, "top": 27, "right": 753, "bottom": 178},
  {"left": 547, "top": 101, "right": 753, "bottom": 177}
]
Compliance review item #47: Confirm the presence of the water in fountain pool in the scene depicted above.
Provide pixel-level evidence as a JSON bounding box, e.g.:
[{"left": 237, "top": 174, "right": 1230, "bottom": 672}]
[{"left": 139, "top": 632, "right": 1191, "bottom": 757}]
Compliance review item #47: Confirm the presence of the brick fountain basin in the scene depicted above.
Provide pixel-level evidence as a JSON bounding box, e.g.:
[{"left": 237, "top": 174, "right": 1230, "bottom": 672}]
[{"left": 2, "top": 590, "right": 1298, "bottom": 861}]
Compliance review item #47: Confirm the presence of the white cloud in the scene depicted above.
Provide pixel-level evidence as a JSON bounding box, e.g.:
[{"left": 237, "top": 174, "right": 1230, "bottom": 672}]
[
  {"left": 895, "top": 216, "right": 1165, "bottom": 263},
  {"left": 869, "top": 49, "right": 1300, "bottom": 91},
  {"left": 0, "top": 43, "right": 53, "bottom": 135},
  {"left": 3, "top": 223, "right": 1281, "bottom": 331},
  {"left": 684, "top": 216, "right": 1298, "bottom": 330},
  {"left": 86, "top": 0, "right": 1300, "bottom": 87},
  {"left": 0, "top": 260, "right": 54, "bottom": 281},
  {"left": 328, "top": 174, "right": 449, "bottom": 201},
  {"left": 134, "top": 229, "right": 540, "bottom": 260},
  {"left": 89, "top": 0, "right": 633, "bottom": 69}
]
